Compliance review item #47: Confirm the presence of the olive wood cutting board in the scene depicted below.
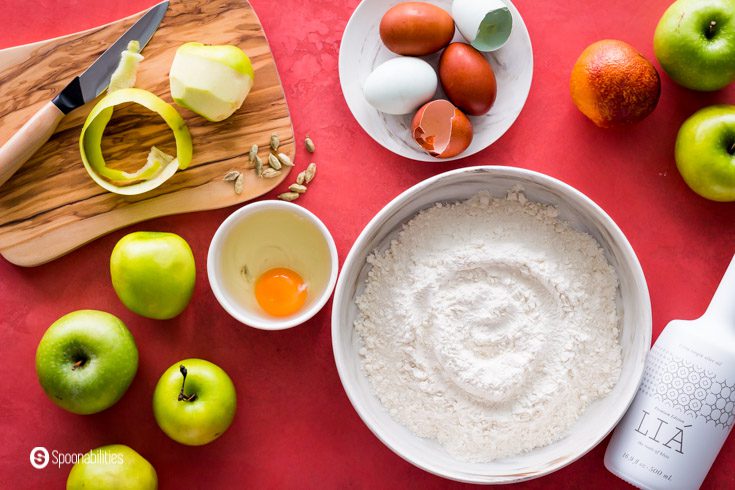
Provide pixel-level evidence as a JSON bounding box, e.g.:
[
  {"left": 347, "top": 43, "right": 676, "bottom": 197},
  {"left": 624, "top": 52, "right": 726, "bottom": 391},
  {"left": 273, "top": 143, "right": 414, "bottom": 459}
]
[{"left": 0, "top": 0, "right": 293, "bottom": 266}]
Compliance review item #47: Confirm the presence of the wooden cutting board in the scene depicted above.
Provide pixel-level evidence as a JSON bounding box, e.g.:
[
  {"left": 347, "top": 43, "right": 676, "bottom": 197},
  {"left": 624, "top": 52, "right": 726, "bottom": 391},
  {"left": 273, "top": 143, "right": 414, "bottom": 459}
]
[{"left": 0, "top": 0, "right": 293, "bottom": 267}]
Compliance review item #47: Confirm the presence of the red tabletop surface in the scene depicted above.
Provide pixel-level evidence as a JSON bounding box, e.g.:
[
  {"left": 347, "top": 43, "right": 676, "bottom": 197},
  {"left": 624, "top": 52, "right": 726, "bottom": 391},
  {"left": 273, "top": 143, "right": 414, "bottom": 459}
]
[{"left": 2, "top": 0, "right": 735, "bottom": 488}]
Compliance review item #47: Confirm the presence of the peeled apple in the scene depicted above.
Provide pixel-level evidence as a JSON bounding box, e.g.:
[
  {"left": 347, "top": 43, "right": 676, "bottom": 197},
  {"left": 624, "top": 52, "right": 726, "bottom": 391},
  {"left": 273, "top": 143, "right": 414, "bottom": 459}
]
[{"left": 169, "top": 42, "right": 254, "bottom": 122}]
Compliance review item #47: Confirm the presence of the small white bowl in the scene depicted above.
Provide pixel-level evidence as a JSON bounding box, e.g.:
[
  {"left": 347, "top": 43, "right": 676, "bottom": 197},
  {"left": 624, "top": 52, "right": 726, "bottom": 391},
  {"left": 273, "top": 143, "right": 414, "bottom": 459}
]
[
  {"left": 332, "top": 166, "right": 652, "bottom": 483},
  {"left": 208, "top": 201, "right": 338, "bottom": 330},
  {"left": 338, "top": 0, "right": 533, "bottom": 161}
]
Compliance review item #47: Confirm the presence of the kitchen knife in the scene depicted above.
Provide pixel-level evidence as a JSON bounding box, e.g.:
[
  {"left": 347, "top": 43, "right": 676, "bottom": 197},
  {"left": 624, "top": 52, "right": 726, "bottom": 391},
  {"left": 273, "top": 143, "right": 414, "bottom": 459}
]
[{"left": 0, "top": 0, "right": 169, "bottom": 188}]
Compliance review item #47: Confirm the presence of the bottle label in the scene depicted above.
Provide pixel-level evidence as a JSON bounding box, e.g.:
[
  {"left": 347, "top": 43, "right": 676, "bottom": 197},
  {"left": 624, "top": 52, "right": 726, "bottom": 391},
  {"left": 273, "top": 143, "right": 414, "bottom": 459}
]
[
  {"left": 641, "top": 346, "right": 735, "bottom": 430},
  {"left": 606, "top": 340, "right": 735, "bottom": 489}
]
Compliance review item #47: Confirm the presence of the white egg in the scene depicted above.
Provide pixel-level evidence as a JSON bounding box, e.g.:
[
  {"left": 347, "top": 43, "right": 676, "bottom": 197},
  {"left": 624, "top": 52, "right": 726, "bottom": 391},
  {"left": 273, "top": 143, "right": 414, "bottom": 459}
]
[
  {"left": 452, "top": 0, "right": 513, "bottom": 52},
  {"left": 363, "top": 57, "right": 437, "bottom": 115}
]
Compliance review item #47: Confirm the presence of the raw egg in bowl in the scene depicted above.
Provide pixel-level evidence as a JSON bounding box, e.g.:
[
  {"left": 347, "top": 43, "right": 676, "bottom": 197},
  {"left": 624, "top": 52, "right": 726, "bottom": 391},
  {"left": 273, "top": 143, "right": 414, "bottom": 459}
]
[{"left": 207, "top": 201, "right": 338, "bottom": 330}]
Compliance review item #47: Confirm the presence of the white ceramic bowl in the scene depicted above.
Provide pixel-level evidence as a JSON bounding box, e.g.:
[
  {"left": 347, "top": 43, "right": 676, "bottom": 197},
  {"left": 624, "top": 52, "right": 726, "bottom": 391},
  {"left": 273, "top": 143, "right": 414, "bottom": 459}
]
[
  {"left": 338, "top": 0, "right": 533, "bottom": 162},
  {"left": 331, "top": 166, "right": 652, "bottom": 483},
  {"left": 208, "top": 201, "right": 338, "bottom": 330}
]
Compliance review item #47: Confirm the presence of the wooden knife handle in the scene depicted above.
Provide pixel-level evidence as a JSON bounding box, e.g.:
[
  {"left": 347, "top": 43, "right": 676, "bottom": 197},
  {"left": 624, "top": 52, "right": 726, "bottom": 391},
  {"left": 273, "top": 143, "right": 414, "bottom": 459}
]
[{"left": 0, "top": 101, "right": 65, "bottom": 187}]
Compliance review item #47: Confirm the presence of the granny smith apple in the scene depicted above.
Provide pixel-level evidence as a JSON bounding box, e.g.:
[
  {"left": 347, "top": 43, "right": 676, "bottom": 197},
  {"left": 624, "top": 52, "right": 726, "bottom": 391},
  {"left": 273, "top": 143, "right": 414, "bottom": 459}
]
[
  {"left": 35, "top": 310, "right": 138, "bottom": 415},
  {"left": 152, "top": 359, "right": 237, "bottom": 446},
  {"left": 654, "top": 0, "right": 735, "bottom": 91},
  {"left": 169, "top": 42, "right": 254, "bottom": 122},
  {"left": 676, "top": 105, "right": 735, "bottom": 201},
  {"left": 110, "top": 231, "right": 196, "bottom": 320},
  {"left": 67, "top": 444, "right": 157, "bottom": 490}
]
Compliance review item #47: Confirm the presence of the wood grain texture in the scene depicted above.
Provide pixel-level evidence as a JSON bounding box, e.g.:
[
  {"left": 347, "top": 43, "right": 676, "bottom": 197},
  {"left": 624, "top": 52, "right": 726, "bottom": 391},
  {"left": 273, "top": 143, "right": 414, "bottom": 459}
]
[{"left": 0, "top": 0, "right": 293, "bottom": 266}]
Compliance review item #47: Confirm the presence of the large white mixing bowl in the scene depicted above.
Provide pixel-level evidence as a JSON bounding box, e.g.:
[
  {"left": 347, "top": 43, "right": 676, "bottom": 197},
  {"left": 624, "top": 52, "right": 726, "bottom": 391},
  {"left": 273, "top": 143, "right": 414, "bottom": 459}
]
[{"left": 331, "top": 166, "right": 652, "bottom": 483}]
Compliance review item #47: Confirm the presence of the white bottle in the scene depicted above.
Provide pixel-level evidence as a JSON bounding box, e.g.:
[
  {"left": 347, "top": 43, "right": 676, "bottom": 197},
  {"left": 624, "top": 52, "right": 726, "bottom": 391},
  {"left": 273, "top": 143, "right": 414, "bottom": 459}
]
[{"left": 605, "top": 255, "right": 735, "bottom": 489}]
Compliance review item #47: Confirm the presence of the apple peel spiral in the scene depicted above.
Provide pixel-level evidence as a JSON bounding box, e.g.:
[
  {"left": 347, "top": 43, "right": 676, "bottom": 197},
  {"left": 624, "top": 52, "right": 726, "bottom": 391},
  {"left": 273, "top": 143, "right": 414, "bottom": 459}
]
[{"left": 79, "top": 41, "right": 193, "bottom": 195}]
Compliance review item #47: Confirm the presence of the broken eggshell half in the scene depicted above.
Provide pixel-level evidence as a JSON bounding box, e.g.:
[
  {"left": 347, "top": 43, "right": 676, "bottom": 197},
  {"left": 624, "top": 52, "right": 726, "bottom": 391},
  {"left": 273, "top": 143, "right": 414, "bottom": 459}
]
[
  {"left": 452, "top": 0, "right": 513, "bottom": 52},
  {"left": 411, "top": 99, "right": 473, "bottom": 159}
]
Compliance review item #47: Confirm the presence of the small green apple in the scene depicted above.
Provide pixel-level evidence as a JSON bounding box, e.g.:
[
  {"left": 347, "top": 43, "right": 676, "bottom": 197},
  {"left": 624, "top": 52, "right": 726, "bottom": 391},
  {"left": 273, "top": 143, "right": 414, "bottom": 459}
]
[
  {"left": 35, "top": 310, "right": 138, "bottom": 415},
  {"left": 654, "top": 0, "right": 735, "bottom": 91},
  {"left": 66, "top": 444, "right": 157, "bottom": 490},
  {"left": 152, "top": 359, "right": 237, "bottom": 446},
  {"left": 110, "top": 231, "right": 196, "bottom": 320},
  {"left": 676, "top": 105, "right": 735, "bottom": 201},
  {"left": 169, "top": 42, "right": 254, "bottom": 122}
]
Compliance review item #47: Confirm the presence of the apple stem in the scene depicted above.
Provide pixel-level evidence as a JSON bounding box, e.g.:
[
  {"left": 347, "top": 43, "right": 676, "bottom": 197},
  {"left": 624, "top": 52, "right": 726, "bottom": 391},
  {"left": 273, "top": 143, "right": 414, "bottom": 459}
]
[
  {"left": 708, "top": 20, "right": 717, "bottom": 38},
  {"left": 177, "top": 365, "right": 198, "bottom": 402},
  {"left": 72, "top": 359, "right": 84, "bottom": 370},
  {"left": 729, "top": 141, "right": 735, "bottom": 155}
]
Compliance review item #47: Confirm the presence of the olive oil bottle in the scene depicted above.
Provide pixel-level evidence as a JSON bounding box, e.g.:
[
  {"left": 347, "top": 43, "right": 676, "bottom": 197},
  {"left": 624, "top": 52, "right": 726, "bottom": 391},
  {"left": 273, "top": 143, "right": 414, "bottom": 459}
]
[{"left": 605, "top": 255, "right": 735, "bottom": 489}]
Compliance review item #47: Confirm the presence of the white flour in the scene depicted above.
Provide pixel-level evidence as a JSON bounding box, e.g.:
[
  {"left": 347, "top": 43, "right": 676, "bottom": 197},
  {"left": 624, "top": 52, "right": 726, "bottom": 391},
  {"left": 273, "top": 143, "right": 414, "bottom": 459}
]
[{"left": 354, "top": 190, "right": 622, "bottom": 462}]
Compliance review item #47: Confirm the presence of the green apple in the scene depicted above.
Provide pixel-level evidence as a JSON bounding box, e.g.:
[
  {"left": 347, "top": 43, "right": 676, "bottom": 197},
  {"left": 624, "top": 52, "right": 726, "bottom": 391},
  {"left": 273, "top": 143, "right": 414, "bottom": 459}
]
[
  {"left": 35, "top": 310, "right": 138, "bottom": 415},
  {"left": 675, "top": 105, "right": 735, "bottom": 201},
  {"left": 67, "top": 444, "right": 157, "bottom": 490},
  {"left": 152, "top": 359, "right": 237, "bottom": 446},
  {"left": 110, "top": 231, "right": 196, "bottom": 320},
  {"left": 654, "top": 0, "right": 735, "bottom": 91},
  {"left": 169, "top": 42, "right": 254, "bottom": 122}
]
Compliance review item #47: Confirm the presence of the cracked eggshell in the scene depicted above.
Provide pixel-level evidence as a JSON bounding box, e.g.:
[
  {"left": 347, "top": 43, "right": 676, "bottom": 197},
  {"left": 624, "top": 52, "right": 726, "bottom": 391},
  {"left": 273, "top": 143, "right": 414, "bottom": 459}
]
[
  {"left": 363, "top": 57, "right": 438, "bottom": 115},
  {"left": 452, "top": 0, "right": 513, "bottom": 52},
  {"left": 411, "top": 99, "right": 473, "bottom": 158}
]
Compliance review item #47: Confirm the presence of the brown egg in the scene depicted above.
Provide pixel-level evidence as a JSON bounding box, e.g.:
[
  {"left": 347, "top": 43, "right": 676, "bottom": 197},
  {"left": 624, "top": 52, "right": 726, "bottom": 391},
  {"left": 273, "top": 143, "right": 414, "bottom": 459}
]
[
  {"left": 411, "top": 99, "right": 473, "bottom": 159},
  {"left": 439, "top": 42, "right": 497, "bottom": 116},
  {"left": 379, "top": 2, "right": 455, "bottom": 56}
]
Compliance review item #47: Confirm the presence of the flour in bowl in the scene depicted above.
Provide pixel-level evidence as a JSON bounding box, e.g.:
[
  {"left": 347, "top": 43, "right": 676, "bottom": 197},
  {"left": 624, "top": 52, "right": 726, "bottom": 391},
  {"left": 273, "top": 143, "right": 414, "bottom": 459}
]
[{"left": 354, "top": 189, "right": 622, "bottom": 462}]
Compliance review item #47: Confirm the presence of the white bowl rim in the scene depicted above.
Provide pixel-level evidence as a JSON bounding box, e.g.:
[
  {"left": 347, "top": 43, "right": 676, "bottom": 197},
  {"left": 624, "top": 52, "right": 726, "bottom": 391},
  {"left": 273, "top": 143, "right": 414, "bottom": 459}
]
[
  {"left": 331, "top": 165, "right": 652, "bottom": 483},
  {"left": 337, "top": 0, "right": 534, "bottom": 162},
  {"left": 207, "top": 200, "right": 339, "bottom": 331}
]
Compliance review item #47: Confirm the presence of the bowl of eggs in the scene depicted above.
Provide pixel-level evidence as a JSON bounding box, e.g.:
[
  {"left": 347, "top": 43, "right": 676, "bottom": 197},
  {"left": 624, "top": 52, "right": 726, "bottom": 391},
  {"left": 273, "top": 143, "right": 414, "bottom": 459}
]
[
  {"left": 207, "top": 201, "right": 339, "bottom": 330},
  {"left": 339, "top": 0, "right": 533, "bottom": 161}
]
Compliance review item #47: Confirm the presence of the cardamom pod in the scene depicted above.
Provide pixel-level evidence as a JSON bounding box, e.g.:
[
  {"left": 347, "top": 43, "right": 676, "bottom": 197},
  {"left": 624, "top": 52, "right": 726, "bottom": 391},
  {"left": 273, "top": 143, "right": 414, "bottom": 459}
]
[
  {"left": 262, "top": 168, "right": 282, "bottom": 178},
  {"left": 255, "top": 154, "right": 263, "bottom": 177},
  {"left": 305, "top": 135, "right": 315, "bottom": 153},
  {"left": 223, "top": 170, "right": 240, "bottom": 182},
  {"left": 305, "top": 162, "right": 317, "bottom": 184},
  {"left": 296, "top": 171, "right": 306, "bottom": 185},
  {"left": 289, "top": 183, "right": 307, "bottom": 194},
  {"left": 270, "top": 133, "right": 280, "bottom": 152},
  {"left": 268, "top": 153, "right": 282, "bottom": 170},
  {"left": 234, "top": 174, "right": 244, "bottom": 194},
  {"left": 249, "top": 144, "right": 258, "bottom": 164},
  {"left": 278, "top": 192, "right": 300, "bottom": 202},
  {"left": 277, "top": 152, "right": 294, "bottom": 167}
]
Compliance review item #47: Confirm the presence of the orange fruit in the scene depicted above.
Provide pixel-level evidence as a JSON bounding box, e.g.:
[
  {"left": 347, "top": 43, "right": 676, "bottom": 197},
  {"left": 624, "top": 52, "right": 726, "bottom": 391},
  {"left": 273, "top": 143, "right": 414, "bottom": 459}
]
[{"left": 570, "top": 40, "right": 660, "bottom": 128}]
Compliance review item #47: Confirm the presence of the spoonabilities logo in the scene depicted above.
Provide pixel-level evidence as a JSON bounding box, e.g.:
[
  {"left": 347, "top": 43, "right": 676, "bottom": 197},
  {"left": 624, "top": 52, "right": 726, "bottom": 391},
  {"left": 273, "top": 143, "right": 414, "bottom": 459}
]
[{"left": 29, "top": 447, "right": 49, "bottom": 469}]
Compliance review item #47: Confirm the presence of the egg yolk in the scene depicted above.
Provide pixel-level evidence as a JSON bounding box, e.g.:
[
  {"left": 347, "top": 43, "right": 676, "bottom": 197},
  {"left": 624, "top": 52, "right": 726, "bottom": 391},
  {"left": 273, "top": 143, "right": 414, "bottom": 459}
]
[{"left": 254, "top": 267, "right": 307, "bottom": 317}]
